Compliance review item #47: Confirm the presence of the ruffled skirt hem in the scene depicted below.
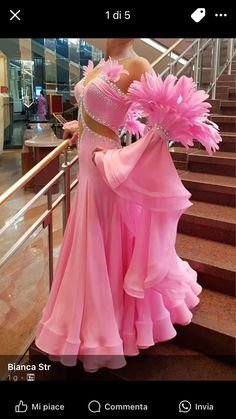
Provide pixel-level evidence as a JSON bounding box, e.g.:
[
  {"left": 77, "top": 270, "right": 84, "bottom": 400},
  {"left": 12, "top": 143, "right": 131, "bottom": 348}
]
[{"left": 35, "top": 281, "right": 201, "bottom": 371}]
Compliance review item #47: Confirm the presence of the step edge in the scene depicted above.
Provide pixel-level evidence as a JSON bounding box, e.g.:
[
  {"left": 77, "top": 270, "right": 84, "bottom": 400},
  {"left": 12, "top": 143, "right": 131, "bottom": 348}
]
[
  {"left": 177, "top": 253, "right": 236, "bottom": 275},
  {"left": 182, "top": 212, "right": 236, "bottom": 226}
]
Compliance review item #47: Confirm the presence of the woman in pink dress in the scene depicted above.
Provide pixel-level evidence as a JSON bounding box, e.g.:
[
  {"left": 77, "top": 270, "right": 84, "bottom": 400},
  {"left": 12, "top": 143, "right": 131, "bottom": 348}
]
[
  {"left": 35, "top": 39, "right": 221, "bottom": 372},
  {"left": 37, "top": 90, "right": 47, "bottom": 116}
]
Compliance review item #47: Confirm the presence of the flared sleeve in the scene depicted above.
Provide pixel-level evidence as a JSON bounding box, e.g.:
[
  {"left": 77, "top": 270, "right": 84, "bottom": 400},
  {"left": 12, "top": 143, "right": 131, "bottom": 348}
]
[
  {"left": 94, "top": 127, "right": 192, "bottom": 212},
  {"left": 94, "top": 128, "right": 194, "bottom": 298}
]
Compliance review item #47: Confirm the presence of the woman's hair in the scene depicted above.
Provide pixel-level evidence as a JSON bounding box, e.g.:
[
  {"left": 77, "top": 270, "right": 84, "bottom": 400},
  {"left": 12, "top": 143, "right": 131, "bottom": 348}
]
[{"left": 40, "top": 90, "right": 44, "bottom": 96}]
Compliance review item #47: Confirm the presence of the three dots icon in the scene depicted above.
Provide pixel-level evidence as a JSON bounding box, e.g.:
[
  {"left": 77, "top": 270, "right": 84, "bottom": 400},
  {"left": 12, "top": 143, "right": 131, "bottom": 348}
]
[{"left": 215, "top": 13, "right": 227, "bottom": 17}]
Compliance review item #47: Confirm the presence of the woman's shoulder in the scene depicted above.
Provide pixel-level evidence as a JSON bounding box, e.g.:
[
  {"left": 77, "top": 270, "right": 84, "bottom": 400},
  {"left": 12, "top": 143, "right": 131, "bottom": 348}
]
[{"left": 126, "top": 56, "right": 152, "bottom": 80}]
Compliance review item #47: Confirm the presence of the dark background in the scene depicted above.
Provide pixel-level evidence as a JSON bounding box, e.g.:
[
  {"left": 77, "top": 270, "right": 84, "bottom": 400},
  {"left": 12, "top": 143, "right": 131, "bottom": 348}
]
[{"left": 1, "top": 3, "right": 234, "bottom": 37}]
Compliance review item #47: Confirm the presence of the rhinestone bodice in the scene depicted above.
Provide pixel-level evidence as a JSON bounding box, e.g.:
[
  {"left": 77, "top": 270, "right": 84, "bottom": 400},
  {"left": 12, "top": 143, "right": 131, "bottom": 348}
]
[
  {"left": 83, "top": 76, "right": 130, "bottom": 134},
  {"left": 75, "top": 77, "right": 130, "bottom": 137}
]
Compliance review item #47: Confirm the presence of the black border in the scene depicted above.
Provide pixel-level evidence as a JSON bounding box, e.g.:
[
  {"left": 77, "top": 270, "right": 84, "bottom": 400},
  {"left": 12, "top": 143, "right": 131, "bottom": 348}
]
[
  {"left": 1, "top": 3, "right": 235, "bottom": 37},
  {"left": 1, "top": 380, "right": 234, "bottom": 418}
]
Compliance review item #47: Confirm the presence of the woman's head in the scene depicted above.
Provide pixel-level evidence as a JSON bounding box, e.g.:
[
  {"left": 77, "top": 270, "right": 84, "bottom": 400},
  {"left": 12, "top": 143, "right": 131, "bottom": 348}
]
[{"left": 40, "top": 90, "right": 44, "bottom": 96}]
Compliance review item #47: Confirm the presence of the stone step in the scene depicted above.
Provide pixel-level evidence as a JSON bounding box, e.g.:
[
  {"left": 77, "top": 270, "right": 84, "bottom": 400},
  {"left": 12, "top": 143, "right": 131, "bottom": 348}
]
[
  {"left": 170, "top": 147, "right": 199, "bottom": 171},
  {"left": 174, "top": 288, "right": 236, "bottom": 359},
  {"left": 208, "top": 99, "right": 236, "bottom": 115},
  {"left": 216, "top": 87, "right": 236, "bottom": 100},
  {"left": 224, "top": 70, "right": 236, "bottom": 75},
  {"left": 171, "top": 141, "right": 200, "bottom": 150},
  {"left": 171, "top": 147, "right": 236, "bottom": 177},
  {"left": 216, "top": 86, "right": 228, "bottom": 94},
  {"left": 173, "top": 161, "right": 187, "bottom": 170},
  {"left": 219, "top": 74, "right": 236, "bottom": 81},
  {"left": 217, "top": 81, "right": 236, "bottom": 88},
  {"left": 217, "top": 133, "right": 236, "bottom": 152},
  {"left": 176, "top": 234, "right": 235, "bottom": 296},
  {"left": 187, "top": 150, "right": 236, "bottom": 177},
  {"left": 216, "top": 92, "right": 230, "bottom": 100},
  {"left": 170, "top": 147, "right": 199, "bottom": 159},
  {"left": 178, "top": 170, "right": 236, "bottom": 206},
  {"left": 229, "top": 87, "right": 236, "bottom": 100},
  {"left": 210, "top": 114, "right": 236, "bottom": 132},
  {"left": 220, "top": 99, "right": 236, "bottom": 115},
  {"left": 208, "top": 99, "right": 221, "bottom": 113},
  {"left": 178, "top": 200, "right": 236, "bottom": 245},
  {"left": 173, "top": 133, "right": 235, "bottom": 152}
]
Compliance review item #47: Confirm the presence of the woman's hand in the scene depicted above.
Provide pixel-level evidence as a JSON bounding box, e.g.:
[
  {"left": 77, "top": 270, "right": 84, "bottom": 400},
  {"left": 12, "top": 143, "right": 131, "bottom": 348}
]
[
  {"left": 63, "top": 129, "right": 78, "bottom": 146},
  {"left": 91, "top": 147, "right": 107, "bottom": 165}
]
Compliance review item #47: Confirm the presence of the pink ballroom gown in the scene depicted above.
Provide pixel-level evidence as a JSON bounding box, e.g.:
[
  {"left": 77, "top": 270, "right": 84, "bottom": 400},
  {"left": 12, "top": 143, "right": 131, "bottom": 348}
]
[{"left": 35, "top": 59, "right": 222, "bottom": 371}]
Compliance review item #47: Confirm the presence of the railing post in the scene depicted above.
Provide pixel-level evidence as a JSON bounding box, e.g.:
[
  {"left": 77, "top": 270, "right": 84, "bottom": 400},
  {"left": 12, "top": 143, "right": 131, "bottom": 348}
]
[
  {"left": 47, "top": 190, "right": 54, "bottom": 288},
  {"left": 169, "top": 52, "right": 172, "bottom": 75},
  {"left": 211, "top": 39, "right": 220, "bottom": 99},
  {"left": 62, "top": 147, "right": 71, "bottom": 234},
  {"left": 194, "top": 39, "right": 201, "bottom": 87},
  {"left": 227, "top": 39, "right": 234, "bottom": 75}
]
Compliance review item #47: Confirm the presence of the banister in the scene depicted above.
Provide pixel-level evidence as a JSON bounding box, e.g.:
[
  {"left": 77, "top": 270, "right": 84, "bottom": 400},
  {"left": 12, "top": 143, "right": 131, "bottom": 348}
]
[
  {"left": 0, "top": 139, "right": 70, "bottom": 206},
  {"left": 151, "top": 38, "right": 184, "bottom": 67}
]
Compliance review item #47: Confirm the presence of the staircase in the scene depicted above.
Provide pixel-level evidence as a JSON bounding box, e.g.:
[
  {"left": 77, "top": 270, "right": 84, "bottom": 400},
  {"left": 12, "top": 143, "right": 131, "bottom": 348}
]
[{"left": 169, "top": 60, "right": 236, "bottom": 361}]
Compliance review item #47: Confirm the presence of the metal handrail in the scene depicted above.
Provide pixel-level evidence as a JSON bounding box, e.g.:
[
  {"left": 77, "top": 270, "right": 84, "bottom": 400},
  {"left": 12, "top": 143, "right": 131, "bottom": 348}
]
[
  {"left": 0, "top": 156, "right": 78, "bottom": 275},
  {"left": 0, "top": 139, "right": 69, "bottom": 206},
  {"left": 0, "top": 137, "right": 79, "bottom": 287},
  {"left": 171, "top": 39, "right": 199, "bottom": 63},
  {"left": 160, "top": 38, "right": 212, "bottom": 78},
  {"left": 151, "top": 38, "right": 184, "bottom": 67},
  {"left": 153, "top": 37, "right": 236, "bottom": 98},
  {"left": 208, "top": 39, "right": 235, "bottom": 98}
]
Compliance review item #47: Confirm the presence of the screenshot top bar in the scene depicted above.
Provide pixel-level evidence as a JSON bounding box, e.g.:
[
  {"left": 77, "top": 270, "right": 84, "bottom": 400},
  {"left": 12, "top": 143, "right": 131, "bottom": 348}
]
[{"left": 1, "top": 4, "right": 235, "bottom": 37}]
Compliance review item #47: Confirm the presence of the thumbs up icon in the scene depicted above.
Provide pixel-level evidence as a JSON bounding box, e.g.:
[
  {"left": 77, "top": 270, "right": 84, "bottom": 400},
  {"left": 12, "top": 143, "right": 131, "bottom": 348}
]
[{"left": 15, "top": 400, "right": 28, "bottom": 413}]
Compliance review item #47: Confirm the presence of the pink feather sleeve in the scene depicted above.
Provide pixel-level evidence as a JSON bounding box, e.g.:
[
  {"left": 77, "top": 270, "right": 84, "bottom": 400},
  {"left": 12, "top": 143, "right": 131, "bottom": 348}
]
[
  {"left": 123, "top": 103, "right": 146, "bottom": 139},
  {"left": 128, "top": 71, "right": 222, "bottom": 155}
]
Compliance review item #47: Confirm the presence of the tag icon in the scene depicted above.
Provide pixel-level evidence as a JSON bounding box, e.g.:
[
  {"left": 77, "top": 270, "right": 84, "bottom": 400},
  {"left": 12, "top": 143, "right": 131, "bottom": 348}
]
[{"left": 191, "top": 8, "right": 206, "bottom": 23}]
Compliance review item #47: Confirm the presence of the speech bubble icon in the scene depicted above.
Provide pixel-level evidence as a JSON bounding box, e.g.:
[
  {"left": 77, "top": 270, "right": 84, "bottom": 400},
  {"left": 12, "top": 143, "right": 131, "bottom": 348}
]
[
  {"left": 88, "top": 400, "right": 101, "bottom": 413},
  {"left": 179, "top": 400, "right": 192, "bottom": 413}
]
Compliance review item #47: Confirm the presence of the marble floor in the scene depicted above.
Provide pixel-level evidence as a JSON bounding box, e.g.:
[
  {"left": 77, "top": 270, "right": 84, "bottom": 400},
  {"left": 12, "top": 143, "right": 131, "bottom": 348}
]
[{"left": 0, "top": 148, "right": 78, "bottom": 379}]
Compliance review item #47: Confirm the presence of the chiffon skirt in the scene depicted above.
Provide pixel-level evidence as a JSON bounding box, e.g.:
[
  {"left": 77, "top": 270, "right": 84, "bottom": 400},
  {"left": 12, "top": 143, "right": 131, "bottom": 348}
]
[{"left": 35, "top": 127, "right": 202, "bottom": 371}]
